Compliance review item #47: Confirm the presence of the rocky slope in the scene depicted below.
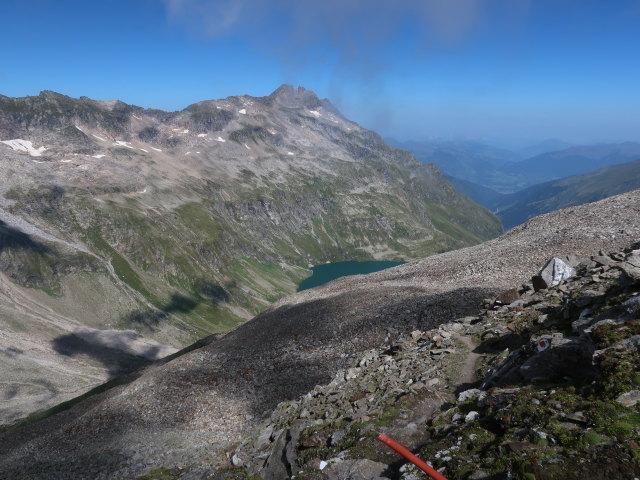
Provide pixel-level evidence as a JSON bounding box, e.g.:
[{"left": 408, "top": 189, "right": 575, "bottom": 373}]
[
  {"left": 0, "top": 85, "right": 502, "bottom": 424},
  {"left": 494, "top": 158, "right": 640, "bottom": 229},
  {"left": 229, "top": 245, "right": 640, "bottom": 480},
  {"left": 0, "top": 189, "right": 638, "bottom": 479}
]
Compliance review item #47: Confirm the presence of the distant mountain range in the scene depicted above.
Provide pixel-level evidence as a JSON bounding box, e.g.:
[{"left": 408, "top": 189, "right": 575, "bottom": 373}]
[
  {"left": 502, "top": 142, "right": 640, "bottom": 186},
  {"left": 447, "top": 157, "right": 640, "bottom": 229},
  {"left": 513, "top": 138, "right": 573, "bottom": 159},
  {"left": 492, "top": 158, "right": 640, "bottom": 229},
  {"left": 393, "top": 138, "right": 640, "bottom": 193},
  {"left": 388, "top": 138, "right": 521, "bottom": 192}
]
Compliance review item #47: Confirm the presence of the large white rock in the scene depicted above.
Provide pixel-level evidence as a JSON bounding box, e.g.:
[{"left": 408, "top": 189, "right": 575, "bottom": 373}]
[{"left": 539, "top": 257, "right": 576, "bottom": 287}]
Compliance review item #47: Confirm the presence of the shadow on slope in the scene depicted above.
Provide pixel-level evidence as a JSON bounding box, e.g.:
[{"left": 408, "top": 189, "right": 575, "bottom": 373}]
[
  {"left": 168, "top": 285, "right": 499, "bottom": 421},
  {"left": 52, "top": 333, "right": 154, "bottom": 378},
  {"left": 122, "top": 281, "right": 230, "bottom": 328},
  {"left": 0, "top": 220, "right": 52, "bottom": 254},
  {"left": 1, "top": 285, "right": 498, "bottom": 478}
]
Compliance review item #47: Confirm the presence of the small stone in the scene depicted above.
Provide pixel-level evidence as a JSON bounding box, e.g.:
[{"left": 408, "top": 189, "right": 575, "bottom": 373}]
[
  {"left": 532, "top": 428, "right": 548, "bottom": 439},
  {"left": 592, "top": 255, "right": 614, "bottom": 267},
  {"left": 231, "top": 454, "right": 243, "bottom": 467},
  {"left": 411, "top": 330, "right": 424, "bottom": 341},
  {"left": 615, "top": 335, "right": 640, "bottom": 351},
  {"left": 469, "top": 471, "right": 490, "bottom": 480},
  {"left": 536, "top": 314, "right": 548, "bottom": 325},
  {"left": 345, "top": 367, "right": 360, "bottom": 380},
  {"left": 562, "top": 412, "right": 587, "bottom": 424},
  {"left": 465, "top": 411, "right": 480, "bottom": 423},
  {"left": 457, "top": 388, "right": 486, "bottom": 403},
  {"left": 330, "top": 430, "right": 347, "bottom": 447},
  {"left": 616, "top": 390, "right": 640, "bottom": 408}
]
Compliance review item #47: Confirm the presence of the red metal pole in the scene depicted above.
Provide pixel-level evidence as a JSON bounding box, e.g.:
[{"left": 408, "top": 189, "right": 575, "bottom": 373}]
[{"left": 377, "top": 433, "right": 449, "bottom": 480}]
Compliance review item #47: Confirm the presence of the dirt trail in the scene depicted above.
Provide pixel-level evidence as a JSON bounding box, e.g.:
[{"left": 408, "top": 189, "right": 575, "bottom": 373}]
[{"left": 454, "top": 333, "right": 482, "bottom": 385}]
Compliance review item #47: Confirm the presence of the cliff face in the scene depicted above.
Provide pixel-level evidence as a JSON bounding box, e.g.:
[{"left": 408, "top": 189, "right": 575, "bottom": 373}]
[
  {"left": 0, "top": 189, "right": 638, "bottom": 479},
  {"left": 0, "top": 85, "right": 502, "bottom": 424}
]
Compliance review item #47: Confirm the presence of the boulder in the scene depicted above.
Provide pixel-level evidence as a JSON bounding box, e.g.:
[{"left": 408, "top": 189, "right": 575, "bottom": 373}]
[
  {"left": 262, "top": 421, "right": 315, "bottom": 480},
  {"left": 485, "top": 333, "right": 596, "bottom": 386},
  {"left": 619, "top": 262, "right": 640, "bottom": 284},
  {"left": 519, "top": 333, "right": 595, "bottom": 381},
  {"left": 619, "top": 296, "right": 640, "bottom": 320},
  {"left": 627, "top": 250, "right": 640, "bottom": 268},
  {"left": 494, "top": 288, "right": 521, "bottom": 306},
  {"left": 533, "top": 257, "right": 576, "bottom": 291},
  {"left": 323, "top": 458, "right": 390, "bottom": 480}
]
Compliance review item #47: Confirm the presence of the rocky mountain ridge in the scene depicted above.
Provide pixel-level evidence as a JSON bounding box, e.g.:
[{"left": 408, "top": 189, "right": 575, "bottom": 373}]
[
  {"left": 0, "top": 85, "right": 501, "bottom": 424},
  {"left": 0, "top": 189, "right": 638, "bottom": 479}
]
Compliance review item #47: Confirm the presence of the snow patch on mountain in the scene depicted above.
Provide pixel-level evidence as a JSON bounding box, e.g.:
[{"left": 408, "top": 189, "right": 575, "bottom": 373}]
[
  {"left": 1, "top": 139, "right": 47, "bottom": 157},
  {"left": 113, "top": 140, "right": 134, "bottom": 149}
]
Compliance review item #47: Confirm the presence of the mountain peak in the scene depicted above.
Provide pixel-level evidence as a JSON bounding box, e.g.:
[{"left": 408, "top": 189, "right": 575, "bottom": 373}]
[{"left": 269, "top": 84, "right": 322, "bottom": 109}]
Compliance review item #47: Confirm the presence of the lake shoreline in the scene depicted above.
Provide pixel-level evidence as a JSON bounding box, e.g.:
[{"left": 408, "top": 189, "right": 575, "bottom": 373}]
[{"left": 297, "top": 260, "right": 405, "bottom": 291}]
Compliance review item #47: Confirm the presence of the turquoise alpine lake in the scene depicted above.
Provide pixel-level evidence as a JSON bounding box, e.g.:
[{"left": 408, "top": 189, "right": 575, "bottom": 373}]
[{"left": 297, "top": 260, "right": 405, "bottom": 292}]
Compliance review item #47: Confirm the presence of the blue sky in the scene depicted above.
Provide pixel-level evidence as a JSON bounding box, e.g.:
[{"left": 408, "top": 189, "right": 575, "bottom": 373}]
[{"left": 1, "top": 0, "right": 639, "bottom": 145}]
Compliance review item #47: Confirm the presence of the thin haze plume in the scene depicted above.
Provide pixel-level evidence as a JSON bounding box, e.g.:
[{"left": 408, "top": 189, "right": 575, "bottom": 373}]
[
  {"left": 160, "top": 0, "right": 530, "bottom": 134},
  {"left": 161, "top": 0, "right": 528, "bottom": 47}
]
